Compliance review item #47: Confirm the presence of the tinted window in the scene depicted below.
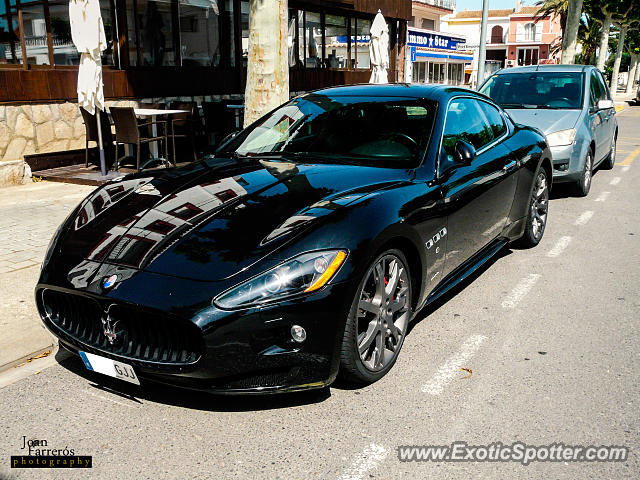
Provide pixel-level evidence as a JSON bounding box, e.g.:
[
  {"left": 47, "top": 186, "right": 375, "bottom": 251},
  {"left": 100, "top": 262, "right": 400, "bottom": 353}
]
[
  {"left": 480, "top": 72, "right": 584, "bottom": 109},
  {"left": 478, "top": 101, "right": 506, "bottom": 138},
  {"left": 590, "top": 71, "right": 605, "bottom": 108},
  {"left": 440, "top": 98, "right": 494, "bottom": 174},
  {"left": 219, "top": 95, "right": 437, "bottom": 168}
]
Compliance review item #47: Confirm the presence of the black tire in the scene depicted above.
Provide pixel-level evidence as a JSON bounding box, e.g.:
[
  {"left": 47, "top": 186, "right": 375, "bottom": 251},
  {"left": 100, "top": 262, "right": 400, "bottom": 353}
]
[
  {"left": 339, "top": 249, "right": 412, "bottom": 385},
  {"left": 601, "top": 135, "right": 616, "bottom": 170},
  {"left": 516, "top": 166, "right": 549, "bottom": 248},
  {"left": 575, "top": 149, "right": 593, "bottom": 197}
]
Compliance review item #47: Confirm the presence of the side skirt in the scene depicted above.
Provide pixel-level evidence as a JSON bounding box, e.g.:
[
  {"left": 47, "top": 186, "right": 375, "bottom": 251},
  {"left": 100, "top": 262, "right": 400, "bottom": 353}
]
[{"left": 424, "top": 237, "right": 509, "bottom": 308}]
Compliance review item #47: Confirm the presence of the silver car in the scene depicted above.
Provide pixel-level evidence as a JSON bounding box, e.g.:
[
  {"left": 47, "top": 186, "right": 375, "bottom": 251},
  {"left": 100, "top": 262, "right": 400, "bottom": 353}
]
[{"left": 480, "top": 65, "right": 617, "bottom": 196}]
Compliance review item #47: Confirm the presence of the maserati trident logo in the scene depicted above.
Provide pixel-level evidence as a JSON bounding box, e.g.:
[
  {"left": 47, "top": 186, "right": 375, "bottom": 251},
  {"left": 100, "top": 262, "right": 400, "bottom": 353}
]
[
  {"left": 102, "top": 314, "right": 120, "bottom": 345},
  {"left": 102, "top": 274, "right": 118, "bottom": 290}
]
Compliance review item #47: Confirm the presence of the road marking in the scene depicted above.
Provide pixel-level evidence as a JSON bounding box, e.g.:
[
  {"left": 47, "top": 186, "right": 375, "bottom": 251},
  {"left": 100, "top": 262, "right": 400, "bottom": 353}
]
[
  {"left": 595, "top": 191, "right": 610, "bottom": 202},
  {"left": 339, "top": 443, "right": 388, "bottom": 480},
  {"left": 609, "top": 177, "right": 621, "bottom": 185},
  {"left": 574, "top": 211, "right": 594, "bottom": 226},
  {"left": 547, "top": 236, "right": 571, "bottom": 258},
  {"left": 618, "top": 145, "right": 640, "bottom": 166},
  {"left": 502, "top": 274, "right": 541, "bottom": 309},
  {"left": 622, "top": 166, "right": 630, "bottom": 173},
  {"left": 421, "top": 335, "right": 487, "bottom": 395}
]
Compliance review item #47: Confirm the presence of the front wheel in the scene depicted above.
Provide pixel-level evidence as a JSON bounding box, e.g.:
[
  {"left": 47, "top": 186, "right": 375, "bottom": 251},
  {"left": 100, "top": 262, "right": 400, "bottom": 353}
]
[
  {"left": 516, "top": 167, "right": 549, "bottom": 248},
  {"left": 575, "top": 149, "right": 593, "bottom": 197},
  {"left": 339, "top": 249, "right": 412, "bottom": 385},
  {"left": 601, "top": 135, "right": 616, "bottom": 170}
]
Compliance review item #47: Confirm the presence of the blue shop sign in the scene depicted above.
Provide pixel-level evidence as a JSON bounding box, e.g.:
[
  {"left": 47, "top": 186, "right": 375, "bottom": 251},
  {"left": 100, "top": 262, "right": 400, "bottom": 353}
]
[{"left": 408, "top": 28, "right": 465, "bottom": 52}]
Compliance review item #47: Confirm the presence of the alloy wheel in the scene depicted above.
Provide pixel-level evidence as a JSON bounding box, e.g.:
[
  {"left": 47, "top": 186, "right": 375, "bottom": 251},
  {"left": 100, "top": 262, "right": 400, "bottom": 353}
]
[
  {"left": 530, "top": 170, "right": 549, "bottom": 240},
  {"left": 356, "top": 254, "right": 411, "bottom": 372},
  {"left": 583, "top": 152, "right": 592, "bottom": 192}
]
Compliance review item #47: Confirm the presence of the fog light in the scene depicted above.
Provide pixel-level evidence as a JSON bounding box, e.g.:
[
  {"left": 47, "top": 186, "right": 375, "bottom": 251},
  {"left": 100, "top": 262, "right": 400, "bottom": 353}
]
[
  {"left": 554, "top": 162, "right": 569, "bottom": 171},
  {"left": 291, "top": 325, "right": 306, "bottom": 343}
]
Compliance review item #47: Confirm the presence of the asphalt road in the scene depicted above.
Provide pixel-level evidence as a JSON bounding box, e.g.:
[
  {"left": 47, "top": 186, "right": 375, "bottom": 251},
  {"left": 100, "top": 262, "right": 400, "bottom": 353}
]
[{"left": 1, "top": 105, "right": 639, "bottom": 480}]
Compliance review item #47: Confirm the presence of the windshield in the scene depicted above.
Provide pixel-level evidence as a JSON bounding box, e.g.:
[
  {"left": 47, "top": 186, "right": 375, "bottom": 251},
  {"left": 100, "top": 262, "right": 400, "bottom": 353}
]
[
  {"left": 217, "top": 94, "right": 437, "bottom": 168},
  {"left": 480, "top": 72, "right": 585, "bottom": 110}
]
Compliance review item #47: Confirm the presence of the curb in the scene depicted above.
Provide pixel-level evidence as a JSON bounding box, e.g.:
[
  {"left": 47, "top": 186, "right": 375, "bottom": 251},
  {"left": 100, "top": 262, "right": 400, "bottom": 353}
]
[{"left": 0, "top": 343, "right": 55, "bottom": 374}]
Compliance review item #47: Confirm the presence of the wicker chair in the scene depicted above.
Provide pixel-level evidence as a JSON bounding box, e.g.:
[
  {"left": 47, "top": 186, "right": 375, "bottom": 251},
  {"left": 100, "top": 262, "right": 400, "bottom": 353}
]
[
  {"left": 110, "top": 106, "right": 168, "bottom": 171},
  {"left": 168, "top": 101, "right": 201, "bottom": 163}
]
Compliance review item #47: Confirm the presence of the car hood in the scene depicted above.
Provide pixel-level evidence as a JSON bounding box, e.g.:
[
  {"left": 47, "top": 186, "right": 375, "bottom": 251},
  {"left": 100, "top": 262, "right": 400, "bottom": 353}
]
[
  {"left": 62, "top": 157, "right": 408, "bottom": 282},
  {"left": 505, "top": 109, "right": 581, "bottom": 135}
]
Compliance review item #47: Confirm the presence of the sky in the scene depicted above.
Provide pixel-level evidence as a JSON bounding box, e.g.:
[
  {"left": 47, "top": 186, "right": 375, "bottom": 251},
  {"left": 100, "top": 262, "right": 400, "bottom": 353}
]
[{"left": 455, "top": 0, "right": 538, "bottom": 11}]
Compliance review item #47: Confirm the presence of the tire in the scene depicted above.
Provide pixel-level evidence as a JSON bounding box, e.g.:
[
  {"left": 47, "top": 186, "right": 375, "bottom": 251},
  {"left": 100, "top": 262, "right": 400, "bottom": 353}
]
[
  {"left": 601, "top": 135, "right": 616, "bottom": 170},
  {"left": 516, "top": 166, "right": 549, "bottom": 248},
  {"left": 339, "top": 249, "right": 412, "bottom": 385},
  {"left": 575, "top": 149, "right": 593, "bottom": 197}
]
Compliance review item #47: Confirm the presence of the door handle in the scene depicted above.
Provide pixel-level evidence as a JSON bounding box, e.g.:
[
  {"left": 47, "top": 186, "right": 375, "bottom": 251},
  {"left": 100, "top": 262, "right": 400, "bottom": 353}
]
[{"left": 503, "top": 160, "right": 517, "bottom": 171}]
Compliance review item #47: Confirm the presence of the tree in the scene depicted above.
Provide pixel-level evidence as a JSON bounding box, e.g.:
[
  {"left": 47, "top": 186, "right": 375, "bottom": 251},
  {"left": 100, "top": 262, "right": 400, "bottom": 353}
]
[
  {"left": 585, "top": 0, "right": 636, "bottom": 71},
  {"left": 624, "top": 28, "right": 640, "bottom": 94},
  {"left": 243, "top": 0, "right": 289, "bottom": 128},
  {"left": 576, "top": 15, "right": 601, "bottom": 64},
  {"left": 535, "top": 0, "right": 568, "bottom": 35},
  {"left": 562, "top": 0, "right": 584, "bottom": 64}
]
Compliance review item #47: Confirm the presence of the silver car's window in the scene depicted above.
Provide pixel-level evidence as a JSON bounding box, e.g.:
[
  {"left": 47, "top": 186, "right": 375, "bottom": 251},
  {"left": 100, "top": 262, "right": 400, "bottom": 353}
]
[{"left": 480, "top": 72, "right": 584, "bottom": 110}]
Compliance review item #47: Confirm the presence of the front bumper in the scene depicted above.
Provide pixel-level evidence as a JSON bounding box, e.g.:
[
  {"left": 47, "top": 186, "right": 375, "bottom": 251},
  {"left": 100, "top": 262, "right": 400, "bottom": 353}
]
[
  {"left": 36, "top": 276, "right": 354, "bottom": 394},
  {"left": 549, "top": 139, "right": 587, "bottom": 183}
]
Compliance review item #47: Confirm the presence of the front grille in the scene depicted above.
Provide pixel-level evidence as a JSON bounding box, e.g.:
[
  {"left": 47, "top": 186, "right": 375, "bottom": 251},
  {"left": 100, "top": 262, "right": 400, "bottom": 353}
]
[{"left": 40, "top": 289, "right": 202, "bottom": 366}]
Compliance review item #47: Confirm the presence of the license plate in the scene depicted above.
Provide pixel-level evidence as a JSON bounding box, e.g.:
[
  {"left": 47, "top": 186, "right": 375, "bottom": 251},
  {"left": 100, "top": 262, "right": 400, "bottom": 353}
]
[{"left": 79, "top": 351, "right": 140, "bottom": 385}]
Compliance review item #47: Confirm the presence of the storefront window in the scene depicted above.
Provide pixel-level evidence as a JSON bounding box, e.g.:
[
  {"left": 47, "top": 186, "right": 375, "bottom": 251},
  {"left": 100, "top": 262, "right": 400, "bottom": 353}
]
[
  {"left": 354, "top": 17, "right": 369, "bottom": 69},
  {"left": 21, "top": 0, "right": 49, "bottom": 65},
  {"left": 179, "top": 0, "right": 220, "bottom": 66},
  {"left": 132, "top": 0, "right": 175, "bottom": 66},
  {"left": 287, "top": 9, "right": 297, "bottom": 67},
  {"left": 240, "top": 0, "right": 248, "bottom": 66},
  {"left": 324, "top": 14, "right": 346, "bottom": 68},
  {"left": 303, "top": 11, "right": 321, "bottom": 68},
  {"left": 0, "top": 0, "right": 20, "bottom": 64}
]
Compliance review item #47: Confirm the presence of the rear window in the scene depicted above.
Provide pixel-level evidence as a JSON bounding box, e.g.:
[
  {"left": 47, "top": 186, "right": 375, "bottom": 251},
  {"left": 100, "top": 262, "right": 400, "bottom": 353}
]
[{"left": 480, "top": 72, "right": 585, "bottom": 109}]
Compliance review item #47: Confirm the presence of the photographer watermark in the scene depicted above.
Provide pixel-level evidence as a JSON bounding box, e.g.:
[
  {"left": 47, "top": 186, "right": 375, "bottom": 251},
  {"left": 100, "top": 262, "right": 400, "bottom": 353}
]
[
  {"left": 10, "top": 436, "right": 92, "bottom": 469},
  {"left": 398, "top": 442, "right": 629, "bottom": 466}
]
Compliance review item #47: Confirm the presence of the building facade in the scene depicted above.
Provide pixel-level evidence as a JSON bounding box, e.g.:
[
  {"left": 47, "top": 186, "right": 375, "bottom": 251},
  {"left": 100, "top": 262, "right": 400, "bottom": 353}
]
[
  {"left": 405, "top": 0, "right": 471, "bottom": 86},
  {"left": 0, "top": 0, "right": 411, "bottom": 185},
  {"left": 442, "top": 3, "right": 561, "bottom": 85}
]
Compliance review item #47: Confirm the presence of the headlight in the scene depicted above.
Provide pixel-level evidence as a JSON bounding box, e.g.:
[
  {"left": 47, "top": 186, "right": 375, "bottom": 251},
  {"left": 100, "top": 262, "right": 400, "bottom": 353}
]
[
  {"left": 546, "top": 128, "right": 576, "bottom": 147},
  {"left": 214, "top": 250, "right": 348, "bottom": 309}
]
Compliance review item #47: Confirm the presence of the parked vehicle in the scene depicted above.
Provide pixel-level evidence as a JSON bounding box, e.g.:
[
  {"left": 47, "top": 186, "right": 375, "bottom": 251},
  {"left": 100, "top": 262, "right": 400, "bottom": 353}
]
[
  {"left": 480, "top": 65, "right": 617, "bottom": 196},
  {"left": 36, "top": 85, "right": 551, "bottom": 393}
]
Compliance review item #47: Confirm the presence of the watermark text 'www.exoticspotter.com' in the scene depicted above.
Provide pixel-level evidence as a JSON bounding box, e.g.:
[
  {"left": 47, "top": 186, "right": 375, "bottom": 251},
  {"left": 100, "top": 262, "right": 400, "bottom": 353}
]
[{"left": 397, "top": 442, "right": 629, "bottom": 466}]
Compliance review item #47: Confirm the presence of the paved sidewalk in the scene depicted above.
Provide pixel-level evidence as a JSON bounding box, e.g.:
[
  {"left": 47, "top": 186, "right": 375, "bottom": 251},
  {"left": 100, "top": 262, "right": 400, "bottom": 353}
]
[{"left": 0, "top": 181, "right": 95, "bottom": 370}]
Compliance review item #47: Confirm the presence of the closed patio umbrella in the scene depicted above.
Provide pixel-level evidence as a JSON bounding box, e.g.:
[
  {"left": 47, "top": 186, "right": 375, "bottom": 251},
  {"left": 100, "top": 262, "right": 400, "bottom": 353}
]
[
  {"left": 369, "top": 10, "right": 389, "bottom": 84},
  {"left": 69, "top": 0, "right": 108, "bottom": 175}
]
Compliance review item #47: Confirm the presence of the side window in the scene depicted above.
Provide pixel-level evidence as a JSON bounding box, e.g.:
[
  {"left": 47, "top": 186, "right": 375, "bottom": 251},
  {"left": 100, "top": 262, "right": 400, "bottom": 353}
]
[
  {"left": 590, "top": 71, "right": 604, "bottom": 108},
  {"left": 440, "top": 98, "right": 494, "bottom": 174},
  {"left": 479, "top": 101, "right": 506, "bottom": 139},
  {"left": 597, "top": 71, "right": 611, "bottom": 101}
]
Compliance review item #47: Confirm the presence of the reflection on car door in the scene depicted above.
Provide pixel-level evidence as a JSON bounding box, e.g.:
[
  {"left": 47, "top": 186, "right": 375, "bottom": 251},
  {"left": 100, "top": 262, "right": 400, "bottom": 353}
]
[{"left": 438, "top": 98, "right": 518, "bottom": 276}]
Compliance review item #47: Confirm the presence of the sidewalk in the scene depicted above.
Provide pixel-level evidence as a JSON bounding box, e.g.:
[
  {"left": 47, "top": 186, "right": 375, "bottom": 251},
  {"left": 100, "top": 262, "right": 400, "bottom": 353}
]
[
  {"left": 0, "top": 181, "right": 94, "bottom": 371},
  {"left": 613, "top": 92, "right": 637, "bottom": 112}
]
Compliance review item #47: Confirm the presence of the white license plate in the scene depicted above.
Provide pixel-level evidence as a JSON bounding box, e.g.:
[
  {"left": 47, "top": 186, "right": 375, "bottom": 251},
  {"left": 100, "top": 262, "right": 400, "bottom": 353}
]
[{"left": 79, "top": 351, "right": 140, "bottom": 385}]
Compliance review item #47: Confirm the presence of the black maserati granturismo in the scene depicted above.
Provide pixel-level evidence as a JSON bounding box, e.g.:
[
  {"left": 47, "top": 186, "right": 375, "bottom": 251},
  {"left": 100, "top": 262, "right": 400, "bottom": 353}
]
[{"left": 36, "top": 84, "right": 552, "bottom": 393}]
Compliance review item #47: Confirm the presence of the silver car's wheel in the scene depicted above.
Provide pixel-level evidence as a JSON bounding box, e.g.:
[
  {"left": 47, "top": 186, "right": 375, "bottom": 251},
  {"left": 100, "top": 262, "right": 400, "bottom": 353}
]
[
  {"left": 340, "top": 249, "right": 411, "bottom": 384},
  {"left": 576, "top": 150, "right": 593, "bottom": 197},
  {"left": 602, "top": 136, "right": 616, "bottom": 170}
]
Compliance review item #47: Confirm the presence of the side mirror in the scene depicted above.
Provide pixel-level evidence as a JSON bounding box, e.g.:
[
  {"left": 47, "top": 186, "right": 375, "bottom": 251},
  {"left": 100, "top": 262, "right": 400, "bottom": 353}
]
[
  {"left": 454, "top": 140, "right": 476, "bottom": 165},
  {"left": 598, "top": 99, "right": 614, "bottom": 110}
]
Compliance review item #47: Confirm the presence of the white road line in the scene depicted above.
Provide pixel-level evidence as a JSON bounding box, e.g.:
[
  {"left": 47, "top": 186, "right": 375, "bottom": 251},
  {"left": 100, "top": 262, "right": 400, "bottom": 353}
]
[
  {"left": 622, "top": 166, "right": 630, "bottom": 173},
  {"left": 501, "top": 274, "right": 541, "bottom": 309},
  {"left": 609, "top": 177, "right": 621, "bottom": 185},
  {"left": 547, "top": 236, "right": 571, "bottom": 258},
  {"left": 421, "top": 335, "right": 487, "bottom": 395},
  {"left": 594, "top": 191, "right": 610, "bottom": 202},
  {"left": 339, "top": 443, "right": 388, "bottom": 480},
  {"left": 574, "top": 211, "right": 594, "bottom": 226}
]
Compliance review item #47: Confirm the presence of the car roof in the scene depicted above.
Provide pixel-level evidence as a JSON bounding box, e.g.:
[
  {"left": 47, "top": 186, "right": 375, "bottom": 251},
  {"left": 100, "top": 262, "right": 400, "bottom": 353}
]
[
  {"left": 308, "top": 83, "right": 490, "bottom": 103},
  {"left": 492, "top": 64, "right": 594, "bottom": 75}
]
